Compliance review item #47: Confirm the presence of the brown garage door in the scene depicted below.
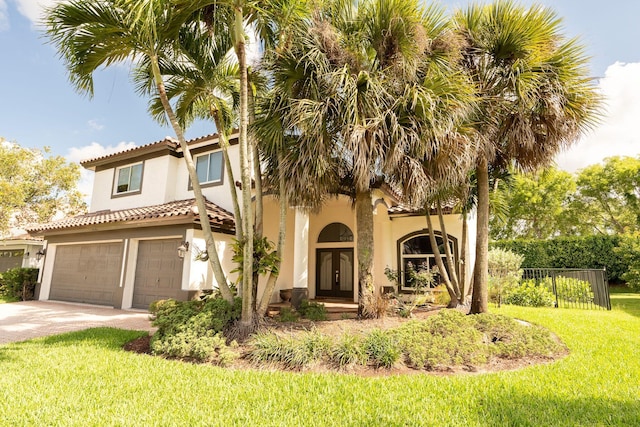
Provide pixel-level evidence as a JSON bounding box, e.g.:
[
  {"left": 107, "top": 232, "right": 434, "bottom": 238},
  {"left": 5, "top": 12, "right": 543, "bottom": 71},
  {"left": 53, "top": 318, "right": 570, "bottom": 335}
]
[
  {"left": 132, "top": 239, "right": 186, "bottom": 309},
  {"left": 0, "top": 250, "right": 23, "bottom": 273},
  {"left": 50, "top": 243, "right": 123, "bottom": 306}
]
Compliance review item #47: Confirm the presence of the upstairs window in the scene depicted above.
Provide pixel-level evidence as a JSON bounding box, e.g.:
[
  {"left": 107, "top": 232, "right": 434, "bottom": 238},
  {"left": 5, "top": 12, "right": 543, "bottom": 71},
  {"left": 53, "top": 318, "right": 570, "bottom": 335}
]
[
  {"left": 195, "top": 151, "right": 224, "bottom": 187},
  {"left": 114, "top": 162, "right": 143, "bottom": 196}
]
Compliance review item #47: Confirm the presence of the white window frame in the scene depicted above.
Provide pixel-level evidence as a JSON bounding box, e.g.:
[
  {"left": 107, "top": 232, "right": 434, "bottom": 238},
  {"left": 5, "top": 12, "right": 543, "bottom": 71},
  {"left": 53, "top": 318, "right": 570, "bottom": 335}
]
[
  {"left": 113, "top": 162, "right": 144, "bottom": 196},
  {"left": 192, "top": 151, "right": 224, "bottom": 188}
]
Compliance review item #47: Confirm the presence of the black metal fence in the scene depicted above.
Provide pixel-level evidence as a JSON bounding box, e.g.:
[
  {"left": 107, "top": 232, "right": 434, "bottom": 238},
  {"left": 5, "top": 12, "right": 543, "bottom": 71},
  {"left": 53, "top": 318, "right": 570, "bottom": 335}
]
[{"left": 521, "top": 268, "right": 611, "bottom": 310}]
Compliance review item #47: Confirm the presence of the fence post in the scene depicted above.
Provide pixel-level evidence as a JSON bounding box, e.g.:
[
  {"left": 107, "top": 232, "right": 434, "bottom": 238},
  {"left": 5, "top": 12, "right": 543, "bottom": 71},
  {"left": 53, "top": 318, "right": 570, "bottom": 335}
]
[{"left": 551, "top": 272, "right": 559, "bottom": 308}]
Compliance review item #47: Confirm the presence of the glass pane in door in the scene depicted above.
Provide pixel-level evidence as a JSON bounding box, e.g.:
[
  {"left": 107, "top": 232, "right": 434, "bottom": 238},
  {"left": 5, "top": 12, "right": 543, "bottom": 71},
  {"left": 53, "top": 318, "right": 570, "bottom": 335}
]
[
  {"left": 318, "top": 251, "right": 333, "bottom": 291},
  {"left": 339, "top": 251, "right": 353, "bottom": 291}
]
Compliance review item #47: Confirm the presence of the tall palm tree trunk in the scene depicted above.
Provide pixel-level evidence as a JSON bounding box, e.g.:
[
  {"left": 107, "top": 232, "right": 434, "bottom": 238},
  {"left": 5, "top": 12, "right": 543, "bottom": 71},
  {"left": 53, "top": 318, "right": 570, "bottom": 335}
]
[
  {"left": 249, "top": 79, "right": 262, "bottom": 313},
  {"left": 437, "top": 202, "right": 461, "bottom": 297},
  {"left": 212, "top": 113, "right": 243, "bottom": 241},
  {"left": 356, "top": 190, "right": 374, "bottom": 316},
  {"left": 471, "top": 155, "right": 490, "bottom": 314},
  {"left": 233, "top": 8, "right": 254, "bottom": 326},
  {"left": 151, "top": 58, "right": 233, "bottom": 302},
  {"left": 425, "top": 209, "right": 458, "bottom": 306},
  {"left": 460, "top": 210, "right": 470, "bottom": 299}
]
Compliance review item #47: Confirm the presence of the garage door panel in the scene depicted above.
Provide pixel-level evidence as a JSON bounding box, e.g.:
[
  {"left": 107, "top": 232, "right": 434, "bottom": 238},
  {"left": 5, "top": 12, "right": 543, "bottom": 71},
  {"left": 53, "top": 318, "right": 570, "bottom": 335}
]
[
  {"left": 50, "top": 243, "right": 123, "bottom": 306},
  {"left": 0, "top": 250, "right": 24, "bottom": 272},
  {"left": 133, "top": 239, "right": 186, "bottom": 309}
]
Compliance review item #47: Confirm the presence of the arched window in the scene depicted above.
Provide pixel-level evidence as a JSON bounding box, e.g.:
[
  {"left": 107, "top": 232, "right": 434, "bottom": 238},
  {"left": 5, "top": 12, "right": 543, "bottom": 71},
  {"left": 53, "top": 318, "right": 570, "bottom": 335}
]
[
  {"left": 318, "top": 223, "right": 354, "bottom": 243},
  {"left": 398, "top": 232, "right": 457, "bottom": 289}
]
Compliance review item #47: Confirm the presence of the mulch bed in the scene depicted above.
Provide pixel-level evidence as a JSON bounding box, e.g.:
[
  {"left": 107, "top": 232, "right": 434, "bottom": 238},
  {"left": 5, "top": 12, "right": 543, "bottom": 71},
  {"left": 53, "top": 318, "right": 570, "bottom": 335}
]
[{"left": 123, "top": 334, "right": 152, "bottom": 354}]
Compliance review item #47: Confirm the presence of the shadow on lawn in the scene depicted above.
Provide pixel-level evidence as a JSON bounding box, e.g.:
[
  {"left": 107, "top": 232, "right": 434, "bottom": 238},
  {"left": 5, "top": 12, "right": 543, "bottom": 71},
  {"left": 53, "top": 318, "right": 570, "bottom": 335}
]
[
  {"left": 36, "top": 327, "right": 148, "bottom": 350},
  {"left": 473, "top": 391, "right": 639, "bottom": 426},
  {"left": 0, "top": 346, "right": 18, "bottom": 362}
]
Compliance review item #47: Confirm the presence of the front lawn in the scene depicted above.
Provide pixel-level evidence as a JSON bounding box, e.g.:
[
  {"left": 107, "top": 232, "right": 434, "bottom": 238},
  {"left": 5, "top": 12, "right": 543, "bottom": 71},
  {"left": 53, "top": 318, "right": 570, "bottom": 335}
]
[
  {"left": 0, "top": 295, "right": 18, "bottom": 304},
  {"left": 1, "top": 293, "right": 639, "bottom": 426}
]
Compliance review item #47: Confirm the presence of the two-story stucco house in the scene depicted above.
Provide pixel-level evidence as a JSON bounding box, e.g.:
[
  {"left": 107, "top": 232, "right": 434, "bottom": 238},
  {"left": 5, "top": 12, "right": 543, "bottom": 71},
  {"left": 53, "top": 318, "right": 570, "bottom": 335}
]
[{"left": 27, "top": 132, "right": 475, "bottom": 309}]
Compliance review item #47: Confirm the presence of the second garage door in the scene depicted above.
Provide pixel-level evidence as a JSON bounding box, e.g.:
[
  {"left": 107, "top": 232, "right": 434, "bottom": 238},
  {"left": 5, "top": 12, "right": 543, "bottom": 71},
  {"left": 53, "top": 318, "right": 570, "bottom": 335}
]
[
  {"left": 132, "top": 239, "right": 186, "bottom": 309},
  {"left": 0, "top": 249, "right": 24, "bottom": 273},
  {"left": 50, "top": 243, "right": 123, "bottom": 306}
]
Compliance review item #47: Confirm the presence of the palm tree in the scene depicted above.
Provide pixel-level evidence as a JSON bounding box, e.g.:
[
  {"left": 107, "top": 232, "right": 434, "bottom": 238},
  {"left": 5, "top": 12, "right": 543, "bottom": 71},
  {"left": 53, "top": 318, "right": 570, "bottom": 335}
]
[
  {"left": 260, "top": 0, "right": 474, "bottom": 314},
  {"left": 134, "top": 18, "right": 243, "bottom": 241},
  {"left": 453, "top": 1, "right": 602, "bottom": 313},
  {"left": 195, "top": 0, "right": 307, "bottom": 326},
  {"left": 46, "top": 0, "right": 235, "bottom": 302}
]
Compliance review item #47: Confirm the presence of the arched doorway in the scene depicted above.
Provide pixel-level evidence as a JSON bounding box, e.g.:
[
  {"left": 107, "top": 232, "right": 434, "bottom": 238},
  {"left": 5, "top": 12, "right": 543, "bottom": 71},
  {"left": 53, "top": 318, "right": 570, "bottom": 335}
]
[{"left": 316, "top": 223, "right": 354, "bottom": 298}]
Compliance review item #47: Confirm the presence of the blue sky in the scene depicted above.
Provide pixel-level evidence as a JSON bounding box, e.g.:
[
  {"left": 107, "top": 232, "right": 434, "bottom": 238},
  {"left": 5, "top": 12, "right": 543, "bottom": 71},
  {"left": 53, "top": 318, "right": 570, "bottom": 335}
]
[{"left": 1, "top": 0, "right": 640, "bottom": 182}]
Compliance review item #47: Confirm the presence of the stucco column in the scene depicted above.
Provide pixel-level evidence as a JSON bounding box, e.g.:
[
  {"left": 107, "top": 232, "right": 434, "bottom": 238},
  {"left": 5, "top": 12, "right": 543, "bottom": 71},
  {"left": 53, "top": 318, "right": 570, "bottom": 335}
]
[{"left": 291, "top": 208, "right": 309, "bottom": 308}]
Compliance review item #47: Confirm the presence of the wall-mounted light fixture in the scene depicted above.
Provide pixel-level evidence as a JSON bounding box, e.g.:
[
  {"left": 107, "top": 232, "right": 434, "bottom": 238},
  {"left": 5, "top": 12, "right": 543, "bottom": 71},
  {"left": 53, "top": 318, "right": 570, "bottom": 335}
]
[
  {"left": 35, "top": 248, "right": 46, "bottom": 261},
  {"left": 177, "top": 241, "right": 189, "bottom": 259}
]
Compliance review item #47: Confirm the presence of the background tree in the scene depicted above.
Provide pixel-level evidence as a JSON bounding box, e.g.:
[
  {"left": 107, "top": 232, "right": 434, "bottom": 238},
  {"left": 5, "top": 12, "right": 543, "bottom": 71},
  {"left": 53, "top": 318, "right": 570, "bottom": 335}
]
[
  {"left": 0, "top": 139, "right": 85, "bottom": 237},
  {"left": 573, "top": 156, "right": 640, "bottom": 235},
  {"left": 454, "top": 1, "right": 602, "bottom": 313},
  {"left": 489, "top": 167, "right": 578, "bottom": 240}
]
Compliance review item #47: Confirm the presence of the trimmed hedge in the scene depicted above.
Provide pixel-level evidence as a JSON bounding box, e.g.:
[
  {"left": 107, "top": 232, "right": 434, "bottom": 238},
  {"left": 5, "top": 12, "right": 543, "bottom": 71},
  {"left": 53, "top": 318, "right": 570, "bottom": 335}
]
[
  {"left": 0, "top": 267, "right": 39, "bottom": 301},
  {"left": 491, "top": 235, "right": 627, "bottom": 282}
]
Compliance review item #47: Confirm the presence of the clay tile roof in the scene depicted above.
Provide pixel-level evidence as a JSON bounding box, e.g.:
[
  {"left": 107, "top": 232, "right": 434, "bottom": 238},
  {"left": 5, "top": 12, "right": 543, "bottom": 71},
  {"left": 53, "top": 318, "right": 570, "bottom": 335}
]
[
  {"left": 80, "top": 137, "right": 179, "bottom": 167},
  {"left": 26, "top": 198, "right": 235, "bottom": 234},
  {"left": 387, "top": 201, "right": 456, "bottom": 216}
]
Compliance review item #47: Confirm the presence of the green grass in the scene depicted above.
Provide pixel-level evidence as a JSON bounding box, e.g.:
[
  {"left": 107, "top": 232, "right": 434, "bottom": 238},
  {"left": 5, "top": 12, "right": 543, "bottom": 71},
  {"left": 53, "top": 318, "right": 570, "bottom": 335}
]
[
  {"left": 1, "top": 293, "right": 640, "bottom": 426},
  {"left": 0, "top": 295, "right": 18, "bottom": 303}
]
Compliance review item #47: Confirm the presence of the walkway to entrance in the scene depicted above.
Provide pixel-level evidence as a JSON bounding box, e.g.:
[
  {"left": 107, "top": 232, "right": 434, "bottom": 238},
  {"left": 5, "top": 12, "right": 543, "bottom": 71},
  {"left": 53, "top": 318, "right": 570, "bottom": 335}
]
[{"left": 0, "top": 301, "right": 154, "bottom": 345}]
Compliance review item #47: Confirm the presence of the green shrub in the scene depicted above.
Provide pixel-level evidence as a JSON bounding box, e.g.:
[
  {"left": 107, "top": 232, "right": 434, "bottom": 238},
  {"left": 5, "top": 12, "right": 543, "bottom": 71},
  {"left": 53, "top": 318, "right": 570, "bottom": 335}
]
[
  {"left": 298, "top": 300, "right": 328, "bottom": 321},
  {"left": 492, "top": 235, "right": 626, "bottom": 281},
  {"left": 330, "top": 333, "right": 367, "bottom": 367},
  {"left": 0, "top": 267, "right": 39, "bottom": 301},
  {"left": 488, "top": 248, "right": 524, "bottom": 305},
  {"left": 149, "top": 297, "right": 241, "bottom": 363},
  {"left": 277, "top": 307, "right": 299, "bottom": 322},
  {"left": 246, "top": 310, "right": 564, "bottom": 372},
  {"left": 362, "top": 329, "right": 400, "bottom": 368},
  {"left": 393, "top": 312, "right": 487, "bottom": 369},
  {"left": 248, "top": 330, "right": 329, "bottom": 369},
  {"left": 151, "top": 329, "right": 237, "bottom": 365},
  {"left": 502, "top": 281, "right": 555, "bottom": 307},
  {"left": 615, "top": 233, "right": 640, "bottom": 291}
]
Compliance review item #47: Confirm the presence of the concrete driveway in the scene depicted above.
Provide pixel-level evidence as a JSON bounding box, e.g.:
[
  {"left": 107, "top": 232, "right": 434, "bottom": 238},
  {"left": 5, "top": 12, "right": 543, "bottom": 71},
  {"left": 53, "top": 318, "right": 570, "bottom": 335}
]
[{"left": 0, "top": 300, "right": 155, "bottom": 345}]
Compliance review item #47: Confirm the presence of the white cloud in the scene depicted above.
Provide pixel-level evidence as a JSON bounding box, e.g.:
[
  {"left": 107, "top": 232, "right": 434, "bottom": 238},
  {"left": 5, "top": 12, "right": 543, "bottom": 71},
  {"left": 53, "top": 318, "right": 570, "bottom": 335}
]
[
  {"left": 87, "top": 119, "right": 104, "bottom": 131},
  {"left": 13, "top": 0, "right": 58, "bottom": 27},
  {"left": 555, "top": 62, "right": 640, "bottom": 172},
  {"left": 0, "top": 0, "right": 9, "bottom": 31},
  {"left": 66, "top": 141, "right": 138, "bottom": 203}
]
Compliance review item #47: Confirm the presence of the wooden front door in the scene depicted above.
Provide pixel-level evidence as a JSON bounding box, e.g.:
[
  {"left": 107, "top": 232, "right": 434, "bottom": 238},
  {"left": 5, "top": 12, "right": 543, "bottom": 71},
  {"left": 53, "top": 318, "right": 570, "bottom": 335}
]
[{"left": 316, "top": 248, "right": 353, "bottom": 298}]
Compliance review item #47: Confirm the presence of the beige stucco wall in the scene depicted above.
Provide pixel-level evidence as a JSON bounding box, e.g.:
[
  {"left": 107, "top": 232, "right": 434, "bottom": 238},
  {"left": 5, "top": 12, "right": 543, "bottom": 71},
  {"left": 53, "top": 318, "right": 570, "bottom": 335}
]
[
  {"left": 260, "top": 194, "right": 468, "bottom": 302},
  {"left": 90, "top": 156, "right": 178, "bottom": 212},
  {"left": 173, "top": 147, "right": 242, "bottom": 214},
  {"left": 89, "top": 145, "right": 243, "bottom": 215},
  {"left": 188, "top": 230, "right": 238, "bottom": 291}
]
